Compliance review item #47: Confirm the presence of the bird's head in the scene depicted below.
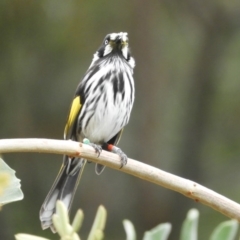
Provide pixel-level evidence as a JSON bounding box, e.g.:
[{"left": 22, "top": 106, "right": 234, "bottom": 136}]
[
  {"left": 90, "top": 32, "right": 135, "bottom": 69},
  {"left": 100, "top": 32, "right": 134, "bottom": 61}
]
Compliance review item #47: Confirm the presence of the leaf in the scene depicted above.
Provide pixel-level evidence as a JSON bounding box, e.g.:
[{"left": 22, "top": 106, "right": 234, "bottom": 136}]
[
  {"left": 143, "top": 223, "right": 171, "bottom": 240},
  {"left": 123, "top": 219, "right": 136, "bottom": 240},
  {"left": 209, "top": 219, "right": 238, "bottom": 240},
  {"left": 87, "top": 205, "right": 107, "bottom": 240},
  {"left": 180, "top": 209, "right": 199, "bottom": 240},
  {"left": 72, "top": 209, "right": 84, "bottom": 233},
  {"left": 52, "top": 201, "right": 72, "bottom": 236},
  {"left": 0, "top": 158, "right": 24, "bottom": 205},
  {"left": 15, "top": 234, "right": 50, "bottom": 240}
]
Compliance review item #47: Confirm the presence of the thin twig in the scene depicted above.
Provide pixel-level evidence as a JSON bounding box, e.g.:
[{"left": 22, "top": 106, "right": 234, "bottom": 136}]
[{"left": 0, "top": 138, "right": 239, "bottom": 221}]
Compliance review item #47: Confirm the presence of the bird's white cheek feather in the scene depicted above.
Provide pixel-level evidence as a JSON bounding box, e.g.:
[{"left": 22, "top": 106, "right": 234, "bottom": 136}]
[{"left": 103, "top": 45, "right": 113, "bottom": 56}]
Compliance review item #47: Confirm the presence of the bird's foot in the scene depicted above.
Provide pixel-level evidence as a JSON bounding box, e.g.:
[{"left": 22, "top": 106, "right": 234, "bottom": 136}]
[
  {"left": 83, "top": 138, "right": 102, "bottom": 157},
  {"left": 106, "top": 144, "right": 128, "bottom": 168}
]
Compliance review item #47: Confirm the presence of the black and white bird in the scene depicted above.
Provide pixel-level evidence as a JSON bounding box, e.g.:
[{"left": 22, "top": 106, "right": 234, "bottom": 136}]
[{"left": 40, "top": 32, "right": 135, "bottom": 231}]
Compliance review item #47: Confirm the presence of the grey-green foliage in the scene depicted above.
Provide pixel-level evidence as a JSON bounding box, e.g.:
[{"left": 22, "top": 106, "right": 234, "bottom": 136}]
[
  {"left": 209, "top": 219, "right": 238, "bottom": 240},
  {"left": 87, "top": 204, "right": 106, "bottom": 240},
  {"left": 15, "top": 202, "right": 106, "bottom": 240},
  {"left": 123, "top": 219, "right": 137, "bottom": 240},
  {"left": 0, "top": 157, "right": 24, "bottom": 205},
  {"left": 124, "top": 208, "right": 238, "bottom": 240},
  {"left": 14, "top": 206, "right": 239, "bottom": 240},
  {"left": 52, "top": 201, "right": 82, "bottom": 240},
  {"left": 143, "top": 223, "right": 171, "bottom": 240},
  {"left": 180, "top": 209, "right": 199, "bottom": 240}
]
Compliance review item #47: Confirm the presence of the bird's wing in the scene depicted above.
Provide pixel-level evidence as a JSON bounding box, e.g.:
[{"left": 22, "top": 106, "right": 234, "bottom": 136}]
[
  {"left": 64, "top": 95, "right": 82, "bottom": 140},
  {"left": 106, "top": 128, "right": 124, "bottom": 146}
]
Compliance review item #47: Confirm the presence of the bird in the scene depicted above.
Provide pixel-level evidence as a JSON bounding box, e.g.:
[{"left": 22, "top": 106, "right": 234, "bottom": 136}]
[{"left": 39, "top": 32, "right": 135, "bottom": 232}]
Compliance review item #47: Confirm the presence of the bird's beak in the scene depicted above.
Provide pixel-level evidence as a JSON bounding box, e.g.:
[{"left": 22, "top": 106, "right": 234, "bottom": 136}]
[
  {"left": 116, "top": 36, "right": 127, "bottom": 47},
  {"left": 115, "top": 36, "right": 122, "bottom": 44}
]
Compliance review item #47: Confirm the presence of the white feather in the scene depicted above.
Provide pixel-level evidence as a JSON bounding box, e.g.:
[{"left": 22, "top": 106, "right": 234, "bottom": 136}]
[{"left": 79, "top": 56, "right": 134, "bottom": 143}]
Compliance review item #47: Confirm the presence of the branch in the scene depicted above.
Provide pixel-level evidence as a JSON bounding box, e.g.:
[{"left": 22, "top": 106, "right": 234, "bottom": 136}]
[{"left": 0, "top": 138, "right": 239, "bottom": 221}]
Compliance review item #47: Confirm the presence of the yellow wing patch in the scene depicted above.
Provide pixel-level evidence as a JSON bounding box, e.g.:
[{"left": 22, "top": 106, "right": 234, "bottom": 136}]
[{"left": 64, "top": 96, "right": 81, "bottom": 139}]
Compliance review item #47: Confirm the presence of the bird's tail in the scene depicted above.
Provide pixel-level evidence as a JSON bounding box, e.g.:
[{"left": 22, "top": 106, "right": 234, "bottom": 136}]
[{"left": 39, "top": 157, "right": 86, "bottom": 232}]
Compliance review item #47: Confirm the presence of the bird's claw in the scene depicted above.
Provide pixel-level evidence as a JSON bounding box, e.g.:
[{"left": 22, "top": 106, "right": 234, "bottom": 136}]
[
  {"left": 112, "top": 147, "right": 128, "bottom": 168},
  {"left": 83, "top": 138, "right": 102, "bottom": 157},
  {"left": 89, "top": 143, "right": 102, "bottom": 157}
]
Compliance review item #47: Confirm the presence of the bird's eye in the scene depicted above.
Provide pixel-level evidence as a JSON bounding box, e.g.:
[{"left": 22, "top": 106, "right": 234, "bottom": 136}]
[{"left": 105, "top": 40, "right": 109, "bottom": 45}]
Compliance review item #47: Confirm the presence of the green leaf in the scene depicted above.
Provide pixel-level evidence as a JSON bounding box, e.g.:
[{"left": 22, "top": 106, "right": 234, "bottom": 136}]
[
  {"left": 15, "top": 234, "right": 50, "bottom": 240},
  {"left": 143, "top": 223, "right": 171, "bottom": 240},
  {"left": 52, "top": 201, "right": 72, "bottom": 236},
  {"left": 209, "top": 219, "right": 238, "bottom": 240},
  {"left": 0, "top": 158, "right": 24, "bottom": 205},
  {"left": 72, "top": 209, "right": 84, "bottom": 233},
  {"left": 180, "top": 209, "right": 199, "bottom": 240},
  {"left": 87, "top": 205, "right": 107, "bottom": 240},
  {"left": 123, "top": 219, "right": 136, "bottom": 240}
]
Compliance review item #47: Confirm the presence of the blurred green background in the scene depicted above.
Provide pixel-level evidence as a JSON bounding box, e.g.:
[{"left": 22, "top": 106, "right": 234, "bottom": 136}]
[{"left": 1, "top": 0, "right": 240, "bottom": 239}]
